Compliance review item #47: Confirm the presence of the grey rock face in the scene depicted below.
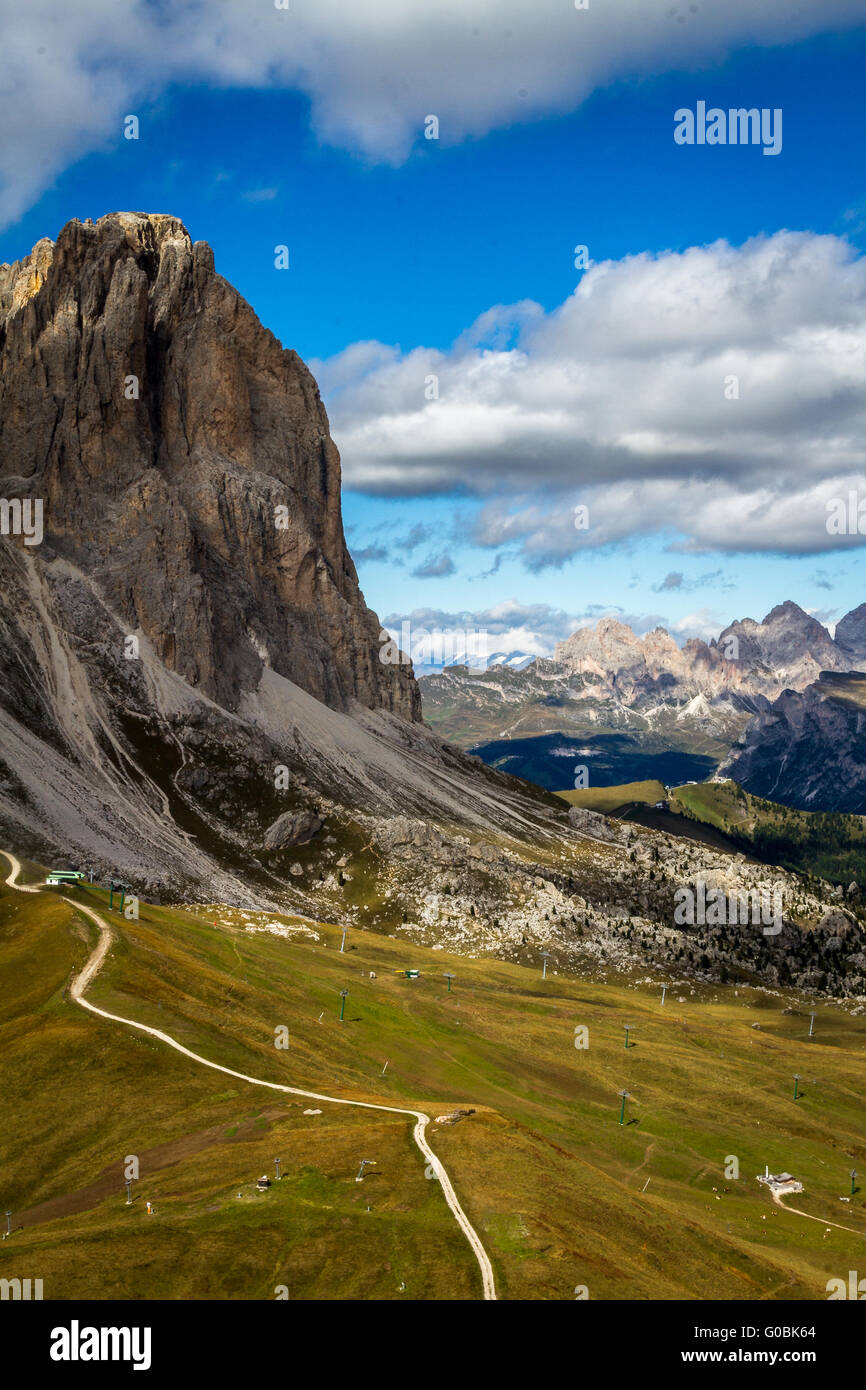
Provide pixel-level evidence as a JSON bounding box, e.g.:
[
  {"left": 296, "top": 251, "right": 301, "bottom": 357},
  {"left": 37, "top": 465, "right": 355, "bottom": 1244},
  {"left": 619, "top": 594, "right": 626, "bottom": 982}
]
[
  {"left": 263, "top": 809, "right": 323, "bottom": 850},
  {"left": 715, "top": 601, "right": 846, "bottom": 685},
  {"left": 719, "top": 675, "right": 866, "bottom": 812},
  {"left": 554, "top": 601, "right": 852, "bottom": 702},
  {"left": 567, "top": 805, "right": 628, "bottom": 844},
  {"left": 835, "top": 604, "right": 866, "bottom": 665},
  {"left": 0, "top": 211, "right": 419, "bottom": 721},
  {"left": 0, "top": 213, "right": 558, "bottom": 898}
]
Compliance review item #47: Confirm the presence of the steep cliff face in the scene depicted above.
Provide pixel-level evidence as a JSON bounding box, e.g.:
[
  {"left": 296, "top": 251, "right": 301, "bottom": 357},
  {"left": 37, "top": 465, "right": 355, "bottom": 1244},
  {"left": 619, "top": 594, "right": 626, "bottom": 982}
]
[
  {"left": 719, "top": 673, "right": 866, "bottom": 813},
  {"left": 0, "top": 212, "right": 419, "bottom": 720}
]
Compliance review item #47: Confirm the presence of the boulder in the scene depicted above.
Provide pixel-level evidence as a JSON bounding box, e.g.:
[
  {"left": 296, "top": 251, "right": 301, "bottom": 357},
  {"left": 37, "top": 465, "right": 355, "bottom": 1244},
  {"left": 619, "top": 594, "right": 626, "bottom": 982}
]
[
  {"left": 568, "top": 806, "right": 621, "bottom": 843},
  {"left": 263, "top": 809, "right": 323, "bottom": 850}
]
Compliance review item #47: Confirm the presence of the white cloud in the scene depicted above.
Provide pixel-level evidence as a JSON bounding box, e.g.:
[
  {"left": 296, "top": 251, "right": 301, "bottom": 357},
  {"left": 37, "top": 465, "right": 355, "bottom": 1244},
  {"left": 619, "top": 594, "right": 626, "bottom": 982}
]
[
  {"left": 668, "top": 608, "right": 734, "bottom": 644},
  {"left": 381, "top": 599, "right": 677, "bottom": 659},
  {"left": 1, "top": 0, "right": 865, "bottom": 228},
  {"left": 317, "top": 232, "right": 866, "bottom": 562}
]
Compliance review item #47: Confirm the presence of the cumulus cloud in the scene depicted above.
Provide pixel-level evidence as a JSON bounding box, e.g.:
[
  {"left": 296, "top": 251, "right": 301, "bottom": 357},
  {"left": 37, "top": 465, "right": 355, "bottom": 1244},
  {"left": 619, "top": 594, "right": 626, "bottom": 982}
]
[
  {"left": 667, "top": 607, "right": 736, "bottom": 644},
  {"left": 1, "top": 0, "right": 865, "bottom": 228},
  {"left": 317, "top": 232, "right": 866, "bottom": 563}
]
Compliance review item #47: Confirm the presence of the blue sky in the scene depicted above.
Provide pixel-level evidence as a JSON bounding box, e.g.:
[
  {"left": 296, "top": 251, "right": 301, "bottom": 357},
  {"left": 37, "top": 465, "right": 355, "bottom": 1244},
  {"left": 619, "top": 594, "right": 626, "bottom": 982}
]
[{"left": 1, "top": 5, "right": 864, "bottom": 655}]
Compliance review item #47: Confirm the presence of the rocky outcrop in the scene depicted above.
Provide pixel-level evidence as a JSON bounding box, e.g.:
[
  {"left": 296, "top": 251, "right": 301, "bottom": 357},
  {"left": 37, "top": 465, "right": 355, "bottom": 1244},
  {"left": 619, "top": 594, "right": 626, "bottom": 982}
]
[
  {"left": 567, "top": 805, "right": 632, "bottom": 845},
  {"left": 262, "top": 809, "right": 323, "bottom": 850},
  {"left": 0, "top": 212, "right": 419, "bottom": 721},
  {"left": 715, "top": 601, "right": 848, "bottom": 689}
]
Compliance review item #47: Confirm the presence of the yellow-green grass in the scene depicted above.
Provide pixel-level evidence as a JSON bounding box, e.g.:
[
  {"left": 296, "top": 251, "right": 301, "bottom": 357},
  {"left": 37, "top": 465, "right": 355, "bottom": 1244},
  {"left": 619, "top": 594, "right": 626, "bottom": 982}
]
[
  {"left": 670, "top": 779, "right": 866, "bottom": 838},
  {"left": 556, "top": 781, "right": 668, "bottom": 813},
  {"left": 0, "top": 886, "right": 474, "bottom": 1299},
  {"left": 669, "top": 780, "right": 754, "bottom": 832},
  {"left": 2, "top": 877, "right": 865, "bottom": 1301}
]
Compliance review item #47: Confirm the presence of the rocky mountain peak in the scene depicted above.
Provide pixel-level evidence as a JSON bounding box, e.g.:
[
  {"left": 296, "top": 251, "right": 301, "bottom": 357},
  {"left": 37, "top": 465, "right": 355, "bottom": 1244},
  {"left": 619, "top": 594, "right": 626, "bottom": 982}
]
[
  {"left": 765, "top": 600, "right": 808, "bottom": 620},
  {"left": 715, "top": 600, "right": 844, "bottom": 680},
  {"left": 555, "top": 617, "right": 642, "bottom": 673},
  {"left": 0, "top": 211, "right": 419, "bottom": 720}
]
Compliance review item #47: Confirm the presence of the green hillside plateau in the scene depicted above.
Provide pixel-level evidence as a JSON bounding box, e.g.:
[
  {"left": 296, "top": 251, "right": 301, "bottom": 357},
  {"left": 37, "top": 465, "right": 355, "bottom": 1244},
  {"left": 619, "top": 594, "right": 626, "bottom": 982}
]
[{"left": 555, "top": 781, "right": 668, "bottom": 814}]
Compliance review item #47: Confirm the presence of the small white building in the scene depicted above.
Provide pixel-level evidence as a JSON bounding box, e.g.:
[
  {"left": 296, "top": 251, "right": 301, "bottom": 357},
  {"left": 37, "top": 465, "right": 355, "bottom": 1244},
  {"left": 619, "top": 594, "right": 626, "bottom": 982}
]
[{"left": 757, "top": 1171, "right": 803, "bottom": 1194}]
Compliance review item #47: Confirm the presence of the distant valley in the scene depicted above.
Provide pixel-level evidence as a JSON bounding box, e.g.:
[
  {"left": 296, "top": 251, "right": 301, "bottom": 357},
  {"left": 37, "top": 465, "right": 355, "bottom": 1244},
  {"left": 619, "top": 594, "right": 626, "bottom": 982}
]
[{"left": 468, "top": 731, "right": 717, "bottom": 793}]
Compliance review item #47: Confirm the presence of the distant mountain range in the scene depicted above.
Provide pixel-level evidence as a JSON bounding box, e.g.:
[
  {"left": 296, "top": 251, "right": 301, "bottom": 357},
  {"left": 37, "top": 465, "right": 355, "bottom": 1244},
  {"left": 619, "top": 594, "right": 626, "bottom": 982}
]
[
  {"left": 553, "top": 601, "right": 864, "bottom": 699},
  {"left": 419, "top": 603, "right": 866, "bottom": 809},
  {"left": 412, "top": 648, "right": 536, "bottom": 676}
]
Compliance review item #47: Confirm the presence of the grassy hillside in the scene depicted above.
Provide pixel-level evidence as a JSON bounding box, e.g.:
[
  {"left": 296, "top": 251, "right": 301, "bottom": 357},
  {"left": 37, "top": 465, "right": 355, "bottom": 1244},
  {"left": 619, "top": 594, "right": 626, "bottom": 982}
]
[
  {"left": 671, "top": 781, "right": 866, "bottom": 886},
  {"left": 2, "top": 872, "right": 865, "bottom": 1301},
  {"left": 556, "top": 781, "right": 668, "bottom": 813}
]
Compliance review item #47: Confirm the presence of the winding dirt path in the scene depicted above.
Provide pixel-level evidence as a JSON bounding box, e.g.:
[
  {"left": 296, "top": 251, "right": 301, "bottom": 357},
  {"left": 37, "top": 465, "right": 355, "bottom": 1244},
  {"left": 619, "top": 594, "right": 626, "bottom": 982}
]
[
  {"left": 2, "top": 850, "right": 41, "bottom": 892},
  {"left": 1, "top": 851, "right": 497, "bottom": 1299},
  {"left": 770, "top": 1187, "right": 862, "bottom": 1236}
]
